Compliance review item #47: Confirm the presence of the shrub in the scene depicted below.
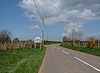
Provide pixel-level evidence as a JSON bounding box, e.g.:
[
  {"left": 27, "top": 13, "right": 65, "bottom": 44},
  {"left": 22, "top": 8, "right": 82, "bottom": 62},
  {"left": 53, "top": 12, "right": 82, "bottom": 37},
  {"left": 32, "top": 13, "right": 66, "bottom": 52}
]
[{"left": 85, "top": 40, "right": 96, "bottom": 48}]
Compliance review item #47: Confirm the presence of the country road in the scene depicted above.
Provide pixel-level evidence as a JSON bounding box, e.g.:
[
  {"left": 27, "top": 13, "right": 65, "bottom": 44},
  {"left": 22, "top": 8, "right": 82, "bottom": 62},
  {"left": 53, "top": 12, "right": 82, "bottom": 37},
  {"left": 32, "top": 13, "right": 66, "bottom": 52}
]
[{"left": 39, "top": 44, "right": 100, "bottom": 73}]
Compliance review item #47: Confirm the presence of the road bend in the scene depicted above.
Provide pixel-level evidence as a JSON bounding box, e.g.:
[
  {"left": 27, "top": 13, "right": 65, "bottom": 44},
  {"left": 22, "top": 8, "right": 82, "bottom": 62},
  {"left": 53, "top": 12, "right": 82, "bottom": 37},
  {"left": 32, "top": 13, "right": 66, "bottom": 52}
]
[{"left": 39, "top": 45, "right": 100, "bottom": 73}]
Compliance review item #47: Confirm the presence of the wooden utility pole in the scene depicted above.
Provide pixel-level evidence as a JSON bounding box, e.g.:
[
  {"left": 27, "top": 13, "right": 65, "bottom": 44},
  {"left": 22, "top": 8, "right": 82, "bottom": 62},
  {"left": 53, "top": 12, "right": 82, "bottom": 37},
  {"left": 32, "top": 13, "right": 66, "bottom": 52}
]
[{"left": 42, "top": 18, "right": 44, "bottom": 47}]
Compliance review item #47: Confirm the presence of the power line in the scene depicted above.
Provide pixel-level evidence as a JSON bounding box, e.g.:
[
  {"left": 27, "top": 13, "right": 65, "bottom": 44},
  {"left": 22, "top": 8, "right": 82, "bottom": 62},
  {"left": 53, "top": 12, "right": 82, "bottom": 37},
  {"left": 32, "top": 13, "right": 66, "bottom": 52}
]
[
  {"left": 33, "top": 0, "right": 42, "bottom": 19},
  {"left": 33, "top": 0, "right": 45, "bottom": 47}
]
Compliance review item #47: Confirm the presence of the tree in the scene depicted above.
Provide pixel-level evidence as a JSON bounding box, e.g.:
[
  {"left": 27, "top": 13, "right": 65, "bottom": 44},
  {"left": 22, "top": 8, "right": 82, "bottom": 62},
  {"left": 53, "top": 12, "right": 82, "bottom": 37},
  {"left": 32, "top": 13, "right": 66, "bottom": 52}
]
[
  {"left": 13, "top": 38, "right": 19, "bottom": 42},
  {"left": 64, "top": 22, "right": 83, "bottom": 46},
  {"left": 76, "top": 31, "right": 84, "bottom": 46},
  {"left": 85, "top": 36, "right": 96, "bottom": 48},
  {"left": 0, "top": 30, "right": 11, "bottom": 43}
]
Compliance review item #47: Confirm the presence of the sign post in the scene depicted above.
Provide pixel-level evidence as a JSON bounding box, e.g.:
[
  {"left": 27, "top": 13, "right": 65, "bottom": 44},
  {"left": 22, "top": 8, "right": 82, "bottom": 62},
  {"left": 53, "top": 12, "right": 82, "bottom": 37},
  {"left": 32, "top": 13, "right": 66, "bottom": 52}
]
[{"left": 34, "top": 37, "right": 42, "bottom": 49}]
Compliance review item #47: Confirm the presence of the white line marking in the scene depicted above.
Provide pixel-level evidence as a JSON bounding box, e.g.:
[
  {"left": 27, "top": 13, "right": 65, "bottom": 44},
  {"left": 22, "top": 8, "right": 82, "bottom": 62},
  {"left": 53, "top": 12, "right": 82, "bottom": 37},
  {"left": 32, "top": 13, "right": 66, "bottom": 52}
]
[
  {"left": 74, "top": 57, "right": 100, "bottom": 72},
  {"left": 62, "top": 50, "right": 69, "bottom": 55}
]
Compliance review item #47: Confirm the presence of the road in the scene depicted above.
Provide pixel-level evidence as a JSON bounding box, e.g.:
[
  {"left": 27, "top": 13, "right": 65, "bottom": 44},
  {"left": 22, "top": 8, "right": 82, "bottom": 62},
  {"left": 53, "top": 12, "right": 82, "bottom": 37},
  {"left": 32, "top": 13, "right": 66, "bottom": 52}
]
[{"left": 39, "top": 44, "right": 100, "bottom": 73}]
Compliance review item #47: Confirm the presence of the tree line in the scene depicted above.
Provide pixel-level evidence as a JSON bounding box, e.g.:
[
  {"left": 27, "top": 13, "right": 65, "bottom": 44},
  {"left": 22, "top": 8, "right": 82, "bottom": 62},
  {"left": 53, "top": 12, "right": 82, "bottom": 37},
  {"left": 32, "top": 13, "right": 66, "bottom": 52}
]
[{"left": 0, "top": 30, "right": 34, "bottom": 51}]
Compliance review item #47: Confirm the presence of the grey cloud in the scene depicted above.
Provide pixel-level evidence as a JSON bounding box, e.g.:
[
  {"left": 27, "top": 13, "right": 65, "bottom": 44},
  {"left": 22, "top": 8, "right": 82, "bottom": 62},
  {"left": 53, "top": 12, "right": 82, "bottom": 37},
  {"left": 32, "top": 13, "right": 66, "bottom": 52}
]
[
  {"left": 19, "top": 0, "right": 100, "bottom": 25},
  {"left": 19, "top": 0, "right": 100, "bottom": 38}
]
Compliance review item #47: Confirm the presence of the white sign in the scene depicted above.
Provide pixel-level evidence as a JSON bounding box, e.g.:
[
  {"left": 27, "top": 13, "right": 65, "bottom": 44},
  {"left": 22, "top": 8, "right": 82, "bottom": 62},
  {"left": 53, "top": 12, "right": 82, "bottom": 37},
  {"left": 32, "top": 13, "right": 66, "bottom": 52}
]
[{"left": 34, "top": 37, "right": 42, "bottom": 43}]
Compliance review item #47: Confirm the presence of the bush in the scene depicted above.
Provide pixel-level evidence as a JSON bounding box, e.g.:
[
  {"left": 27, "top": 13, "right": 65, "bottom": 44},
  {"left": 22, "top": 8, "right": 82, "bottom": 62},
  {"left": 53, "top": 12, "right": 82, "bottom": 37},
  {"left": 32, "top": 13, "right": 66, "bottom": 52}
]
[{"left": 85, "top": 40, "right": 96, "bottom": 48}]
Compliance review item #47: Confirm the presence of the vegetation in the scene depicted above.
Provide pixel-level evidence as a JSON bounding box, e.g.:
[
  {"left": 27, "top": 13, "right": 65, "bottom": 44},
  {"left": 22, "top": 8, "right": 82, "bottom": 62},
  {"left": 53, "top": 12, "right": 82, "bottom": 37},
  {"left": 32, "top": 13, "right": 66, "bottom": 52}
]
[
  {"left": 0, "top": 48, "right": 46, "bottom": 73},
  {"left": 85, "top": 39, "right": 96, "bottom": 48},
  {"left": 60, "top": 43, "right": 100, "bottom": 56},
  {"left": 44, "top": 41, "right": 61, "bottom": 45},
  {"left": 0, "top": 30, "right": 11, "bottom": 44}
]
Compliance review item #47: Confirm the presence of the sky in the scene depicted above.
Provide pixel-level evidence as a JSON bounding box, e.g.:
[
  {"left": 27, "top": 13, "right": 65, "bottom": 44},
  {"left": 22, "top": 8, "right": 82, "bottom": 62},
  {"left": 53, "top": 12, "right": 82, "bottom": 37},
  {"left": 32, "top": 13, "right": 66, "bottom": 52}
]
[{"left": 0, "top": 0, "right": 100, "bottom": 41}]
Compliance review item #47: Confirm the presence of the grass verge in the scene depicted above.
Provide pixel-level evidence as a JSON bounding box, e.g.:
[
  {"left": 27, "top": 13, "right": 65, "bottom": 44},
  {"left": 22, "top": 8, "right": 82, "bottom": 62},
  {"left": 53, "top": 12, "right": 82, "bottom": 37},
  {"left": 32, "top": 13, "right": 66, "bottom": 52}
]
[
  {"left": 60, "top": 44, "right": 100, "bottom": 56},
  {"left": 0, "top": 48, "right": 46, "bottom": 73}
]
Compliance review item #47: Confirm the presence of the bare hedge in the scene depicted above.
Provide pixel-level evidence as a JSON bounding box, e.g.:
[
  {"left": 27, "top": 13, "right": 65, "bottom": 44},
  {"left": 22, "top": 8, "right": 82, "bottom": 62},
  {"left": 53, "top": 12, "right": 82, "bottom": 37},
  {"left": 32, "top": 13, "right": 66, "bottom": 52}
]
[{"left": 0, "top": 40, "right": 34, "bottom": 51}]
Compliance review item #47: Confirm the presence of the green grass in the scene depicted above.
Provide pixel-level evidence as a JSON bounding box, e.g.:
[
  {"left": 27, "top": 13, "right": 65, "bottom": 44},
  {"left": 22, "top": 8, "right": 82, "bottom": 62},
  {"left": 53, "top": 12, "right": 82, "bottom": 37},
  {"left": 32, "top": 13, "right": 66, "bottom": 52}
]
[
  {"left": 60, "top": 44, "right": 100, "bottom": 56},
  {"left": 0, "top": 48, "right": 46, "bottom": 73}
]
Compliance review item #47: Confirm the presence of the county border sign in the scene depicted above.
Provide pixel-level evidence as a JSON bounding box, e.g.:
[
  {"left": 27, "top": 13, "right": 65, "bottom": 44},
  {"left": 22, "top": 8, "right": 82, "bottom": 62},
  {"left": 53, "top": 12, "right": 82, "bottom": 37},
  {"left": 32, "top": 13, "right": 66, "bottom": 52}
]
[{"left": 34, "top": 37, "right": 42, "bottom": 49}]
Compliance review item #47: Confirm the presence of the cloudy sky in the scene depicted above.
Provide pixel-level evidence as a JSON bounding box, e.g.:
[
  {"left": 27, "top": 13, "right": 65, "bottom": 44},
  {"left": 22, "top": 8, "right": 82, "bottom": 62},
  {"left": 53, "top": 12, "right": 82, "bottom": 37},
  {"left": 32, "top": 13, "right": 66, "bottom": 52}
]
[{"left": 0, "top": 0, "right": 100, "bottom": 41}]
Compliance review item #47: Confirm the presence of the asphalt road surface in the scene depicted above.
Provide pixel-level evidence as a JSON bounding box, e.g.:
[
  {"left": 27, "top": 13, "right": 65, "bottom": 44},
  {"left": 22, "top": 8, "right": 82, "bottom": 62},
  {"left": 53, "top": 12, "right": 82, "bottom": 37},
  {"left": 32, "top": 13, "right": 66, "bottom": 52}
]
[{"left": 39, "top": 44, "right": 100, "bottom": 73}]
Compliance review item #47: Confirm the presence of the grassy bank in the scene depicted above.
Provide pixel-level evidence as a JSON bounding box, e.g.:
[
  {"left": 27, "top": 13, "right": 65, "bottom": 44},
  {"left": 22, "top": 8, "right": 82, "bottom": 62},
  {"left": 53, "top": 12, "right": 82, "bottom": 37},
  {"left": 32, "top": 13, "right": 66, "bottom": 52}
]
[
  {"left": 0, "top": 48, "right": 46, "bottom": 73},
  {"left": 60, "top": 44, "right": 100, "bottom": 56}
]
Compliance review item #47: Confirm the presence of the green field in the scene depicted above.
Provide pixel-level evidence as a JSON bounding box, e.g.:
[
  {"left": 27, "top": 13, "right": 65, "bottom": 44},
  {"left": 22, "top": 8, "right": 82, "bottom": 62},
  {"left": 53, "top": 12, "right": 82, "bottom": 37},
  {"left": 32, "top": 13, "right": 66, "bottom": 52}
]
[
  {"left": 60, "top": 44, "right": 100, "bottom": 56},
  {"left": 0, "top": 48, "right": 46, "bottom": 73}
]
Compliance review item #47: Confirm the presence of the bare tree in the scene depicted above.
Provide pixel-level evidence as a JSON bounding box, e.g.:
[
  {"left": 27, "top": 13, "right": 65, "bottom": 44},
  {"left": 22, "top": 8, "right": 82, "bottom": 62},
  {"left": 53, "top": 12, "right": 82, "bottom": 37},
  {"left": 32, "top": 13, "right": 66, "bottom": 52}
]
[
  {"left": 0, "top": 30, "right": 11, "bottom": 43},
  {"left": 75, "top": 31, "right": 84, "bottom": 46},
  {"left": 63, "top": 22, "right": 83, "bottom": 46},
  {"left": 13, "top": 38, "right": 19, "bottom": 42}
]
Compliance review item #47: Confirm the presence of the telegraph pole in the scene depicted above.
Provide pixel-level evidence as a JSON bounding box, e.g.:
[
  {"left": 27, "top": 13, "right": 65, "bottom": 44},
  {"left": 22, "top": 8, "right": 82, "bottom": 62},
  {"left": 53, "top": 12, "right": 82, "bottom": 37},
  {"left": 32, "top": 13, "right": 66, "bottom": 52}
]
[
  {"left": 72, "top": 22, "right": 75, "bottom": 46},
  {"left": 33, "top": 0, "right": 44, "bottom": 47},
  {"left": 47, "top": 32, "right": 49, "bottom": 41},
  {"left": 42, "top": 18, "right": 44, "bottom": 47}
]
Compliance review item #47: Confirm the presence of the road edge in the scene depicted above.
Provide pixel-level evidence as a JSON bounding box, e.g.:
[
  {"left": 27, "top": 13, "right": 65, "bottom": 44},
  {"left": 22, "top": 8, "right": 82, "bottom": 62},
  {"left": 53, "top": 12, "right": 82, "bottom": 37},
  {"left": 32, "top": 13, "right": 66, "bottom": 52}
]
[{"left": 38, "top": 47, "right": 48, "bottom": 73}]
